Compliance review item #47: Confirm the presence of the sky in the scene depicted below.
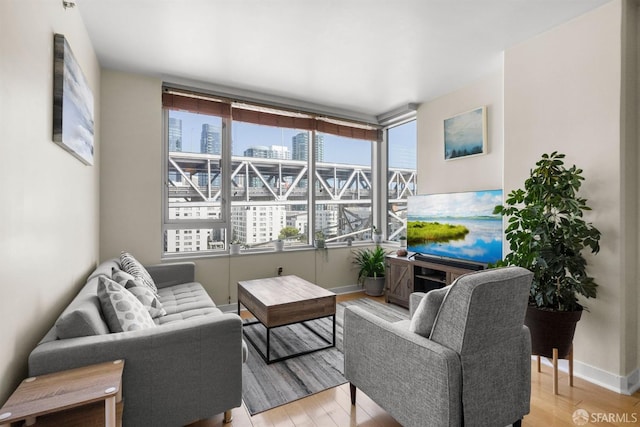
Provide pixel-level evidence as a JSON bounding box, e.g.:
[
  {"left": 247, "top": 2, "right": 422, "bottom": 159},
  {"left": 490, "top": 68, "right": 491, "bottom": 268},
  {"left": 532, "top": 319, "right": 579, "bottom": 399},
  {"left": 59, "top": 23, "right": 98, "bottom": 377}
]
[
  {"left": 408, "top": 189, "right": 503, "bottom": 218},
  {"left": 169, "top": 110, "right": 416, "bottom": 168}
]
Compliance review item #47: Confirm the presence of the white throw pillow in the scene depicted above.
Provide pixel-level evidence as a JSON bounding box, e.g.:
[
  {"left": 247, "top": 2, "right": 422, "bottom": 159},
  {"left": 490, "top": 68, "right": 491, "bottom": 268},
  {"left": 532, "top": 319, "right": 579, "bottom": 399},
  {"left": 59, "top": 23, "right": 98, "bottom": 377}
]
[{"left": 98, "top": 276, "right": 156, "bottom": 333}]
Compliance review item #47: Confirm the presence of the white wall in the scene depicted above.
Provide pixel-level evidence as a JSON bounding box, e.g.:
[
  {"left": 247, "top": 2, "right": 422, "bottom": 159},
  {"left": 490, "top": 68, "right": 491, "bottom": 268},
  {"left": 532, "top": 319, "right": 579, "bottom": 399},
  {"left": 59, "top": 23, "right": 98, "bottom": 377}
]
[
  {"left": 0, "top": 0, "right": 101, "bottom": 403},
  {"left": 417, "top": 0, "right": 639, "bottom": 394},
  {"left": 99, "top": 70, "right": 361, "bottom": 304},
  {"left": 416, "top": 70, "right": 504, "bottom": 194},
  {"left": 504, "top": 0, "right": 638, "bottom": 392}
]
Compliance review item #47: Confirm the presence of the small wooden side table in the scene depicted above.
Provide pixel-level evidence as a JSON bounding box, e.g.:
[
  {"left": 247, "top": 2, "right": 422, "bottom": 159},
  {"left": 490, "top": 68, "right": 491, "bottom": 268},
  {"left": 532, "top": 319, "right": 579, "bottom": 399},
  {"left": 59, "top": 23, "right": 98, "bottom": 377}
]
[{"left": 0, "top": 360, "right": 124, "bottom": 427}]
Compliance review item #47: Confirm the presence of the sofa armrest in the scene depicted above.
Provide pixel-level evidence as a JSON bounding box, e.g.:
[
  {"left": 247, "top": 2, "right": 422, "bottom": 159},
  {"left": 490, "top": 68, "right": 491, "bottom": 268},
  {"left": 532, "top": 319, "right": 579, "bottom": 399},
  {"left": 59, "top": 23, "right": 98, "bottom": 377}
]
[
  {"left": 145, "top": 262, "right": 195, "bottom": 288},
  {"left": 29, "top": 313, "right": 243, "bottom": 426},
  {"left": 344, "top": 306, "right": 462, "bottom": 427}
]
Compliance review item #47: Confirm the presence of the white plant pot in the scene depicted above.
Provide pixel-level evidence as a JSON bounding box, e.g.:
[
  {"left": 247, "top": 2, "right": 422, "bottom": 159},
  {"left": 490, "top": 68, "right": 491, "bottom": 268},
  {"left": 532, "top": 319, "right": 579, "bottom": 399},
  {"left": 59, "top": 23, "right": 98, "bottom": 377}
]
[
  {"left": 372, "top": 233, "right": 383, "bottom": 244},
  {"left": 274, "top": 240, "right": 284, "bottom": 251},
  {"left": 400, "top": 239, "right": 407, "bottom": 248},
  {"left": 229, "top": 243, "right": 241, "bottom": 255}
]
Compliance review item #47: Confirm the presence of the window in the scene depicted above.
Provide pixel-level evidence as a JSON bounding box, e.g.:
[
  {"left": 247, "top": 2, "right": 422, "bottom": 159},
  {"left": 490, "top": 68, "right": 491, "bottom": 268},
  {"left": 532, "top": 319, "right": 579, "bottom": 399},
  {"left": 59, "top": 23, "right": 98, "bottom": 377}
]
[
  {"left": 315, "top": 133, "right": 374, "bottom": 243},
  {"left": 164, "top": 106, "right": 228, "bottom": 254},
  {"left": 162, "top": 87, "right": 382, "bottom": 256},
  {"left": 386, "top": 120, "right": 417, "bottom": 241}
]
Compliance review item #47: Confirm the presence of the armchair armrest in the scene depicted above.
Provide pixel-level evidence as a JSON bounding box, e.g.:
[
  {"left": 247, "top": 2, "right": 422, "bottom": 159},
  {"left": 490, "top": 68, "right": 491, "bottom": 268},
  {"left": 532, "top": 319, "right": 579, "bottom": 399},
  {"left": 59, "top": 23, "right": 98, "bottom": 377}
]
[
  {"left": 29, "top": 313, "right": 243, "bottom": 426},
  {"left": 145, "top": 262, "right": 195, "bottom": 288},
  {"left": 344, "top": 306, "right": 462, "bottom": 427}
]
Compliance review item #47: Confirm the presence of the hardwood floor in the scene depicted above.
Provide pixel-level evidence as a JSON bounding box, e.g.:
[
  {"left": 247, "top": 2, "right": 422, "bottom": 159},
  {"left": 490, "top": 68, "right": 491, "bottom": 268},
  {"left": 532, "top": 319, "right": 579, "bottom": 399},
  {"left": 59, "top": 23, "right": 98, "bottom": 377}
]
[{"left": 189, "top": 292, "right": 640, "bottom": 427}]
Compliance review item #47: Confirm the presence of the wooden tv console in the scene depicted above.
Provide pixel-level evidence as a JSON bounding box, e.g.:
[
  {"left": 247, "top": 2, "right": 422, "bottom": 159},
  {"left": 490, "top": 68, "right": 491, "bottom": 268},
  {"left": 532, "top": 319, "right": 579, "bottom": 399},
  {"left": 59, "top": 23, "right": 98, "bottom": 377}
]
[{"left": 385, "top": 253, "right": 485, "bottom": 308}]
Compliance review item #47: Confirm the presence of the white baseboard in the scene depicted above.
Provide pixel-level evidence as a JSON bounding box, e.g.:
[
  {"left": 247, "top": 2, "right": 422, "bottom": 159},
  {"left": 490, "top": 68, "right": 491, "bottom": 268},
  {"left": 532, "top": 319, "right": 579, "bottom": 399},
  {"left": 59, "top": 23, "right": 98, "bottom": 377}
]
[
  {"left": 327, "top": 284, "right": 363, "bottom": 295},
  {"left": 535, "top": 356, "right": 640, "bottom": 395}
]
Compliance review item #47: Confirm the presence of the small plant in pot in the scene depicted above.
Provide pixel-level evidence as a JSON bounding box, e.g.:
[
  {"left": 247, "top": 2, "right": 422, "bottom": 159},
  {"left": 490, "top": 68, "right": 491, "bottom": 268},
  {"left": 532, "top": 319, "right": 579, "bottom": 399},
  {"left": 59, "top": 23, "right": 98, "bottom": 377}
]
[
  {"left": 371, "top": 226, "right": 383, "bottom": 244},
  {"left": 314, "top": 231, "right": 326, "bottom": 249},
  {"left": 493, "top": 152, "right": 601, "bottom": 359},
  {"left": 229, "top": 241, "right": 242, "bottom": 255},
  {"left": 352, "top": 246, "right": 388, "bottom": 296}
]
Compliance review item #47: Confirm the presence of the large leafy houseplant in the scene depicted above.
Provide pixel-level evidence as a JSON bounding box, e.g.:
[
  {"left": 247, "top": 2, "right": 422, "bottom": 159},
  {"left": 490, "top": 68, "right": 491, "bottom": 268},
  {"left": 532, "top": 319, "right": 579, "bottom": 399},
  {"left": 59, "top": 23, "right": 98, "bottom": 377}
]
[
  {"left": 494, "top": 152, "right": 601, "bottom": 311},
  {"left": 494, "top": 152, "right": 602, "bottom": 358},
  {"left": 352, "top": 246, "right": 387, "bottom": 296}
]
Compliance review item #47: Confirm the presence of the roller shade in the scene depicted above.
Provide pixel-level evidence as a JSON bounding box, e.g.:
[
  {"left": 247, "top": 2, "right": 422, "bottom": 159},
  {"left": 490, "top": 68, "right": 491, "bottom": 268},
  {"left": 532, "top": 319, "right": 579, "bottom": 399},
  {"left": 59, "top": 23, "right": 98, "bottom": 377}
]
[
  {"left": 231, "top": 108, "right": 314, "bottom": 131},
  {"left": 162, "top": 88, "right": 381, "bottom": 141},
  {"left": 162, "top": 92, "right": 231, "bottom": 117},
  {"left": 316, "top": 119, "right": 381, "bottom": 141}
]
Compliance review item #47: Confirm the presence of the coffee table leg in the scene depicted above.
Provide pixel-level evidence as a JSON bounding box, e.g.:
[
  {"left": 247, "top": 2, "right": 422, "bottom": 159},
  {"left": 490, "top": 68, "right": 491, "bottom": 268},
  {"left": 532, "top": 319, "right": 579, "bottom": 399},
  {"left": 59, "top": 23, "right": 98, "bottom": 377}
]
[
  {"left": 333, "top": 314, "right": 336, "bottom": 347},
  {"left": 266, "top": 327, "right": 271, "bottom": 364}
]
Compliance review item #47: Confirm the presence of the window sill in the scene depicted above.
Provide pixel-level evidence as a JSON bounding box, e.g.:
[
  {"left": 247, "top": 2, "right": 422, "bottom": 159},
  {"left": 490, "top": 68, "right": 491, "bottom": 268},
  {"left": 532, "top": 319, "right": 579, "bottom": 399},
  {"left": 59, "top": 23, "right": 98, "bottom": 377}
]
[{"left": 160, "top": 241, "right": 397, "bottom": 262}]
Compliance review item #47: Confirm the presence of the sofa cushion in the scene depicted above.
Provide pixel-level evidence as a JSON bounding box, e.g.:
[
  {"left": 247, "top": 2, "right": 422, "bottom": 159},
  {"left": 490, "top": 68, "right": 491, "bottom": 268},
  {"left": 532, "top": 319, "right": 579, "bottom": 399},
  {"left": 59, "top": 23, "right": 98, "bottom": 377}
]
[
  {"left": 155, "top": 282, "right": 220, "bottom": 325},
  {"left": 155, "top": 307, "right": 224, "bottom": 325},
  {"left": 123, "top": 279, "right": 167, "bottom": 319},
  {"left": 55, "top": 277, "right": 110, "bottom": 339},
  {"left": 98, "top": 277, "right": 156, "bottom": 333},
  {"left": 120, "top": 252, "right": 159, "bottom": 296},
  {"left": 157, "top": 282, "right": 217, "bottom": 315},
  {"left": 87, "top": 258, "right": 121, "bottom": 281},
  {"left": 55, "top": 300, "right": 109, "bottom": 339}
]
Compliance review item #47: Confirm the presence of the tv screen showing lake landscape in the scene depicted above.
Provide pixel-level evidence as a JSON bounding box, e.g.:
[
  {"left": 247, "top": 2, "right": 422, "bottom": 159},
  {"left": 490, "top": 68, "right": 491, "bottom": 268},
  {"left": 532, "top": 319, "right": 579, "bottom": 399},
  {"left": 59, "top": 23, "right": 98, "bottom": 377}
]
[{"left": 406, "top": 190, "right": 503, "bottom": 264}]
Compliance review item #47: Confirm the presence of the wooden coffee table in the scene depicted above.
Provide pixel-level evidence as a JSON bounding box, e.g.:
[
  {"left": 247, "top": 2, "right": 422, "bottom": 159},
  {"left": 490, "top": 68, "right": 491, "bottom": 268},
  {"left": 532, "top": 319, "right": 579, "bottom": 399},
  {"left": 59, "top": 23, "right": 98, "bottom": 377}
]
[{"left": 238, "top": 275, "right": 336, "bottom": 364}]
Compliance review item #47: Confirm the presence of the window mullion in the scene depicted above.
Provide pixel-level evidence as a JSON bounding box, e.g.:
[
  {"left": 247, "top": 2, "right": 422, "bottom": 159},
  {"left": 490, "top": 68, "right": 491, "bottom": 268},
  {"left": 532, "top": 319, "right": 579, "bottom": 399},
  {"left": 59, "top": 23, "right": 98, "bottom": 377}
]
[
  {"left": 221, "top": 116, "right": 232, "bottom": 244},
  {"left": 309, "top": 129, "right": 316, "bottom": 245}
]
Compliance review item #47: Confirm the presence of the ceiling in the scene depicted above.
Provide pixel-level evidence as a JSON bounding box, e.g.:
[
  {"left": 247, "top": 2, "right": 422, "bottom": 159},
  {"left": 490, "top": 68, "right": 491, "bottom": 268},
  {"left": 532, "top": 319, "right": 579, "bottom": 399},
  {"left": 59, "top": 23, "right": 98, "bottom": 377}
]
[{"left": 77, "top": 0, "right": 611, "bottom": 122}]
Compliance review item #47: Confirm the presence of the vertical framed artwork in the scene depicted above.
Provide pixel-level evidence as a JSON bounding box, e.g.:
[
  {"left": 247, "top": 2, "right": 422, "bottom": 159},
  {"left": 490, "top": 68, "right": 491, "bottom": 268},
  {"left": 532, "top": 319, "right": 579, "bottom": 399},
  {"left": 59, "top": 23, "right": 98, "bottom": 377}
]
[
  {"left": 52, "top": 33, "right": 94, "bottom": 165},
  {"left": 444, "top": 106, "right": 487, "bottom": 161}
]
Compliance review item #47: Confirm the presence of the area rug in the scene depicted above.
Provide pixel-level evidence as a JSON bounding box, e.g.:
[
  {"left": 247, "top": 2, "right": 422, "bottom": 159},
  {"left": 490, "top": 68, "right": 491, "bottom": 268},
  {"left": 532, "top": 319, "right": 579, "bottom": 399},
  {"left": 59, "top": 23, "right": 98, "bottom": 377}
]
[{"left": 241, "top": 298, "right": 409, "bottom": 415}]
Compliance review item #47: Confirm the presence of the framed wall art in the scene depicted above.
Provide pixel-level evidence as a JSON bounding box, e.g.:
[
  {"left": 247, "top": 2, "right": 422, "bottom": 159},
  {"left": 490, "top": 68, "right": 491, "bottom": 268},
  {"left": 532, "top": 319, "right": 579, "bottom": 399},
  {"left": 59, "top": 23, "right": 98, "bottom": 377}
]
[
  {"left": 52, "top": 33, "right": 94, "bottom": 165},
  {"left": 444, "top": 106, "right": 487, "bottom": 161}
]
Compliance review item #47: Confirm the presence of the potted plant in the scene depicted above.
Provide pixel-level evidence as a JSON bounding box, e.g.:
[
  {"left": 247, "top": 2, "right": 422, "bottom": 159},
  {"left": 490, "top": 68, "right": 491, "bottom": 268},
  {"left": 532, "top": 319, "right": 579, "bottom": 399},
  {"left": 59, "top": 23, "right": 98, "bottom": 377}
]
[
  {"left": 493, "top": 152, "right": 601, "bottom": 358},
  {"left": 372, "top": 226, "right": 383, "bottom": 244},
  {"left": 274, "top": 239, "right": 284, "bottom": 251},
  {"left": 352, "top": 246, "right": 388, "bottom": 296},
  {"left": 399, "top": 235, "right": 407, "bottom": 248},
  {"left": 314, "top": 231, "right": 326, "bottom": 249},
  {"left": 229, "top": 240, "right": 242, "bottom": 255}
]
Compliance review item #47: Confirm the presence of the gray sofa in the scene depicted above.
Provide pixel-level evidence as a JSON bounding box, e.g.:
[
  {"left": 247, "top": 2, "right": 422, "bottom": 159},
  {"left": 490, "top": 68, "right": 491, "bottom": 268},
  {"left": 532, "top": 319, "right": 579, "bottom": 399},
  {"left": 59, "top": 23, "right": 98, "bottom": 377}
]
[
  {"left": 344, "top": 266, "right": 533, "bottom": 427},
  {"left": 29, "top": 259, "right": 245, "bottom": 427}
]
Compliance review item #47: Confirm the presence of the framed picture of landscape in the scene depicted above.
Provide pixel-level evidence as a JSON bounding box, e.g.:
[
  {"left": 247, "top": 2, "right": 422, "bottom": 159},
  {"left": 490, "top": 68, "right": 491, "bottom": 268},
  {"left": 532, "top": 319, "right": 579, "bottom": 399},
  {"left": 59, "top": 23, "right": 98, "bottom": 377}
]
[
  {"left": 444, "top": 106, "right": 486, "bottom": 160},
  {"left": 52, "top": 33, "right": 94, "bottom": 165}
]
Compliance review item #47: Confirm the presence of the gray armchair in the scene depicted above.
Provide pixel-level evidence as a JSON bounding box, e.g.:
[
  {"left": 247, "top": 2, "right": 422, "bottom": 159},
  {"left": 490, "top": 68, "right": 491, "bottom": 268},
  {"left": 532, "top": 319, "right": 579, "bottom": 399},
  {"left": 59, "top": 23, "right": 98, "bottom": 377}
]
[{"left": 344, "top": 266, "right": 533, "bottom": 427}]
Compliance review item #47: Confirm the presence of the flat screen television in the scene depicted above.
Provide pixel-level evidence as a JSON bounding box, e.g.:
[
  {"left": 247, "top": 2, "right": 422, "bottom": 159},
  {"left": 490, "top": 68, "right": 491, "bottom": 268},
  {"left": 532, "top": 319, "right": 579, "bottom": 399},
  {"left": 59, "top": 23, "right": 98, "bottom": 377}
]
[{"left": 406, "top": 189, "right": 503, "bottom": 265}]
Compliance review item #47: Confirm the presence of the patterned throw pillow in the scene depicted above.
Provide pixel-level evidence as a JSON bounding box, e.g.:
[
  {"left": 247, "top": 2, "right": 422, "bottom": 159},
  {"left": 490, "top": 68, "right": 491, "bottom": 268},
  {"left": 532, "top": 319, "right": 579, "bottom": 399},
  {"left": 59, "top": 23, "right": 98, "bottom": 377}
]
[
  {"left": 123, "top": 279, "right": 166, "bottom": 318},
  {"left": 120, "top": 252, "right": 159, "bottom": 296},
  {"left": 98, "top": 276, "right": 156, "bottom": 333},
  {"left": 113, "top": 269, "right": 135, "bottom": 284}
]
